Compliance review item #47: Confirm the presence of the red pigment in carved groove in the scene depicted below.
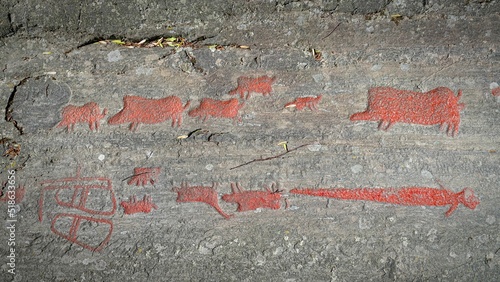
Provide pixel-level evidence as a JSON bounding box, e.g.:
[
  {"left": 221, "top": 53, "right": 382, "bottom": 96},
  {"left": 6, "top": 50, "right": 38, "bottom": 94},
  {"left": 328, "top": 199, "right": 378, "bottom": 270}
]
[
  {"left": 284, "top": 95, "right": 322, "bottom": 111},
  {"left": 172, "top": 182, "right": 232, "bottom": 219},
  {"left": 229, "top": 75, "right": 276, "bottom": 99},
  {"left": 50, "top": 213, "right": 113, "bottom": 252},
  {"left": 127, "top": 167, "right": 161, "bottom": 186},
  {"left": 290, "top": 186, "right": 479, "bottom": 217},
  {"left": 108, "top": 95, "right": 190, "bottom": 131},
  {"left": 120, "top": 195, "right": 158, "bottom": 215},
  {"left": 38, "top": 167, "right": 116, "bottom": 222},
  {"left": 350, "top": 87, "right": 465, "bottom": 136},
  {"left": 57, "top": 102, "right": 108, "bottom": 132},
  {"left": 0, "top": 184, "right": 26, "bottom": 204},
  {"left": 222, "top": 182, "right": 282, "bottom": 212},
  {"left": 492, "top": 87, "right": 500, "bottom": 97},
  {"left": 188, "top": 98, "right": 245, "bottom": 122}
]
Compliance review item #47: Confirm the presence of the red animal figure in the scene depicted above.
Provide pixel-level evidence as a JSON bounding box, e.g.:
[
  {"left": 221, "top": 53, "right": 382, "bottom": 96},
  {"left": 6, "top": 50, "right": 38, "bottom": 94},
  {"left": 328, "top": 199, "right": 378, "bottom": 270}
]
[
  {"left": 127, "top": 167, "right": 161, "bottom": 186},
  {"left": 108, "top": 95, "right": 190, "bottom": 131},
  {"left": 172, "top": 182, "right": 232, "bottom": 219},
  {"left": 492, "top": 87, "right": 500, "bottom": 97},
  {"left": 50, "top": 213, "right": 113, "bottom": 252},
  {"left": 284, "top": 95, "right": 323, "bottom": 111},
  {"left": 229, "top": 75, "right": 276, "bottom": 99},
  {"left": 57, "top": 102, "right": 107, "bottom": 132},
  {"left": 0, "top": 184, "right": 26, "bottom": 204},
  {"left": 290, "top": 185, "right": 479, "bottom": 217},
  {"left": 120, "top": 195, "right": 158, "bottom": 215},
  {"left": 222, "top": 182, "right": 282, "bottom": 212},
  {"left": 188, "top": 98, "right": 245, "bottom": 122},
  {"left": 350, "top": 87, "right": 465, "bottom": 136}
]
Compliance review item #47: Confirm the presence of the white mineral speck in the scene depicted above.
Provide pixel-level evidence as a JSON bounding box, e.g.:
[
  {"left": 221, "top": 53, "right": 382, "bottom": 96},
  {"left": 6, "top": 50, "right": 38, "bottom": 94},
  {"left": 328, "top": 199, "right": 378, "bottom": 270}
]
[
  {"left": 420, "top": 169, "right": 433, "bottom": 179},
  {"left": 486, "top": 215, "right": 496, "bottom": 225},
  {"left": 205, "top": 164, "right": 213, "bottom": 171},
  {"left": 351, "top": 164, "right": 363, "bottom": 174},
  {"left": 370, "top": 64, "right": 382, "bottom": 71},
  {"left": 98, "top": 154, "right": 105, "bottom": 161},
  {"left": 107, "top": 50, "right": 122, "bottom": 62}
]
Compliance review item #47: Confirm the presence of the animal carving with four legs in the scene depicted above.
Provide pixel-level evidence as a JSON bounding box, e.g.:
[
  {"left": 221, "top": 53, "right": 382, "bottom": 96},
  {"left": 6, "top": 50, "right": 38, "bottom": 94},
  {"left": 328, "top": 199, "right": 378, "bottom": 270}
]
[{"left": 222, "top": 182, "right": 282, "bottom": 212}]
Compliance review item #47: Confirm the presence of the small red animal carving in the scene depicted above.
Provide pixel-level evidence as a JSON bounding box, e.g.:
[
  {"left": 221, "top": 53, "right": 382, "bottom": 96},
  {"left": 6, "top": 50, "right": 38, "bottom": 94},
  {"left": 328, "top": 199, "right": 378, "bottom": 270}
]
[
  {"left": 57, "top": 102, "right": 107, "bottom": 132},
  {"left": 492, "top": 87, "right": 500, "bottom": 97},
  {"left": 229, "top": 75, "right": 276, "bottom": 99},
  {"left": 108, "top": 95, "right": 190, "bottom": 131},
  {"left": 127, "top": 167, "right": 161, "bottom": 186},
  {"left": 172, "top": 182, "right": 232, "bottom": 219},
  {"left": 0, "top": 184, "right": 26, "bottom": 204},
  {"left": 350, "top": 87, "right": 465, "bottom": 136},
  {"left": 120, "top": 195, "right": 158, "bottom": 215},
  {"left": 188, "top": 98, "right": 245, "bottom": 121},
  {"left": 284, "top": 95, "right": 322, "bottom": 111},
  {"left": 290, "top": 185, "right": 479, "bottom": 217},
  {"left": 222, "top": 182, "right": 282, "bottom": 212},
  {"left": 50, "top": 213, "right": 113, "bottom": 252}
]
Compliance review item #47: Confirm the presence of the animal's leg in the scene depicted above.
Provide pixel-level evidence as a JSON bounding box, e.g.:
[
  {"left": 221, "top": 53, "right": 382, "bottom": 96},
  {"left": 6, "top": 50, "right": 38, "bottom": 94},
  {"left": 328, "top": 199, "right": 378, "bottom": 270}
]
[
  {"left": 129, "top": 123, "right": 137, "bottom": 132},
  {"left": 378, "top": 120, "right": 393, "bottom": 131},
  {"left": 230, "top": 182, "right": 238, "bottom": 194},
  {"left": 444, "top": 202, "right": 459, "bottom": 217},
  {"left": 235, "top": 182, "right": 244, "bottom": 193}
]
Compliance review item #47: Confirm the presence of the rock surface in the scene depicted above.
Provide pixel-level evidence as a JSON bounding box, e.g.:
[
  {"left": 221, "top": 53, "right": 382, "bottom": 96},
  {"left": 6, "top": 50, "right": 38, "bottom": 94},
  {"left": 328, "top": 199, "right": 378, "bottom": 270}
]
[{"left": 0, "top": 0, "right": 499, "bottom": 281}]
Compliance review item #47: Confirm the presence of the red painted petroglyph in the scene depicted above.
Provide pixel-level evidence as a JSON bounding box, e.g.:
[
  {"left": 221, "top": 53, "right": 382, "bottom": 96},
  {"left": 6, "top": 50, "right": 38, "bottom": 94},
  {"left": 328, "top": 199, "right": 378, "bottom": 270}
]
[
  {"left": 222, "top": 182, "right": 282, "bottom": 212},
  {"left": 492, "top": 87, "right": 500, "bottom": 97},
  {"left": 127, "top": 167, "right": 161, "bottom": 186},
  {"left": 229, "top": 75, "right": 276, "bottom": 99},
  {"left": 38, "top": 167, "right": 116, "bottom": 222},
  {"left": 290, "top": 185, "right": 479, "bottom": 217},
  {"left": 108, "top": 95, "right": 190, "bottom": 131},
  {"left": 188, "top": 98, "right": 245, "bottom": 122},
  {"left": 57, "top": 102, "right": 107, "bottom": 132},
  {"left": 120, "top": 195, "right": 158, "bottom": 215},
  {"left": 50, "top": 213, "right": 113, "bottom": 252},
  {"left": 350, "top": 87, "right": 465, "bottom": 136},
  {"left": 0, "top": 184, "right": 26, "bottom": 204},
  {"left": 172, "top": 182, "right": 232, "bottom": 219},
  {"left": 284, "top": 95, "right": 322, "bottom": 111}
]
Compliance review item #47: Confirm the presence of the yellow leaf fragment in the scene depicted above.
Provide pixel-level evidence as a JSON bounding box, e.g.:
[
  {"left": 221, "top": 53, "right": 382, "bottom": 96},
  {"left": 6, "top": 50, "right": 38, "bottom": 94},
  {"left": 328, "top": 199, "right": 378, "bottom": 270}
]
[
  {"left": 111, "top": 39, "right": 125, "bottom": 45},
  {"left": 278, "top": 141, "right": 288, "bottom": 151}
]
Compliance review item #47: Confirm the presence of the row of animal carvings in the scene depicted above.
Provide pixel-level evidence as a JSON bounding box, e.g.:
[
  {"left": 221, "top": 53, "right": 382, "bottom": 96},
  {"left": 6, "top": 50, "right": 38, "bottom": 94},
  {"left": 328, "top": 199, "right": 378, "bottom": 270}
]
[{"left": 57, "top": 75, "right": 467, "bottom": 136}]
